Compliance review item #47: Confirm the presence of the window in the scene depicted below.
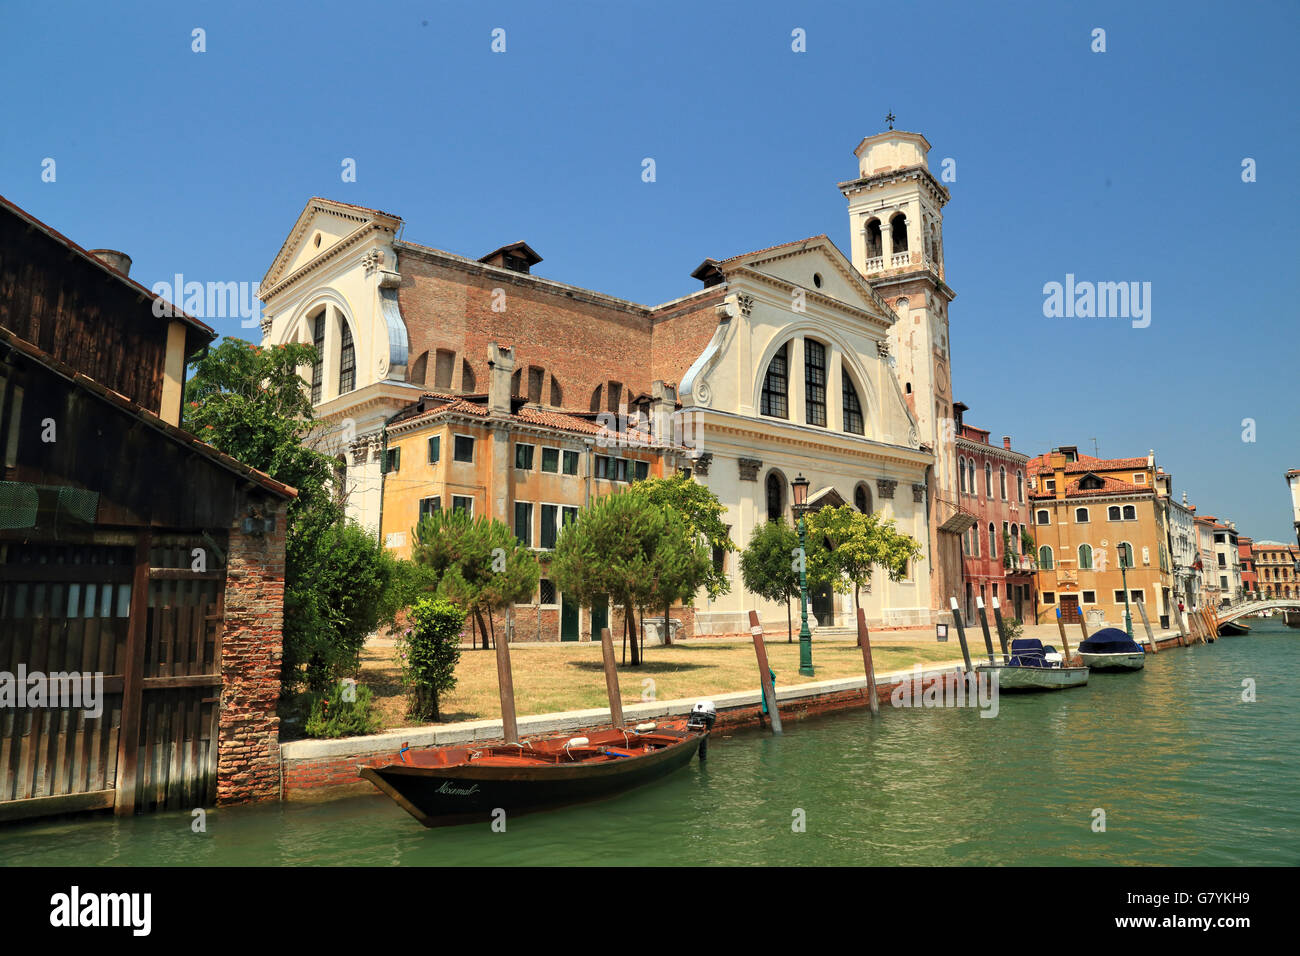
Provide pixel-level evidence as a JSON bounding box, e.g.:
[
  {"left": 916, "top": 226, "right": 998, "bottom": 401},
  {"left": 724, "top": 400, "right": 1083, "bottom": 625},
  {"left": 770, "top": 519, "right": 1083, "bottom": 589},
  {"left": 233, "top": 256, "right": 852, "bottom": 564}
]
[
  {"left": 999, "top": 466, "right": 1007, "bottom": 500},
  {"left": 1133, "top": 473, "right": 1146, "bottom": 484},
  {"left": 1039, "top": 546, "right": 1054, "bottom": 569},
  {"left": 804, "top": 339, "right": 827, "bottom": 426},
  {"left": 562, "top": 505, "right": 578, "bottom": 528},
  {"left": 540, "top": 504, "right": 559, "bottom": 549},
  {"left": 1043, "top": 592, "right": 1056, "bottom": 605},
  {"left": 854, "top": 484, "right": 872, "bottom": 514},
  {"left": 614, "top": 458, "right": 630, "bottom": 482},
  {"left": 310, "top": 311, "right": 325, "bottom": 404},
  {"left": 842, "top": 369, "right": 864, "bottom": 435},
  {"left": 1220, "top": 575, "right": 1229, "bottom": 589},
  {"left": 1036, "top": 509, "right": 1050, "bottom": 525},
  {"left": 427, "top": 436, "right": 441, "bottom": 464},
  {"left": 538, "top": 579, "right": 557, "bottom": 605},
  {"left": 963, "top": 527, "right": 971, "bottom": 555},
  {"left": 1082, "top": 590, "right": 1096, "bottom": 603},
  {"left": 451, "top": 495, "right": 473, "bottom": 515},
  {"left": 1010, "top": 523, "right": 1019, "bottom": 552},
  {"left": 634, "top": 460, "right": 649, "bottom": 481},
  {"left": 1113, "top": 590, "right": 1128, "bottom": 603},
  {"left": 989, "top": 523, "right": 997, "bottom": 559},
  {"left": 1130, "top": 590, "right": 1144, "bottom": 603},
  {"left": 515, "top": 443, "right": 535, "bottom": 470},
  {"left": 1075, "top": 507, "right": 1089, "bottom": 523},
  {"left": 1078, "top": 544, "right": 1093, "bottom": 569},
  {"left": 968, "top": 459, "right": 976, "bottom": 495},
  {"left": 766, "top": 473, "right": 785, "bottom": 523},
  {"left": 1017, "top": 471, "right": 1024, "bottom": 502},
  {"left": 384, "top": 447, "right": 401, "bottom": 473},
  {"left": 1122, "top": 505, "right": 1136, "bottom": 520},
  {"left": 959, "top": 457, "right": 967, "bottom": 494},
  {"left": 1045, "top": 478, "right": 1056, "bottom": 493},
  {"left": 1108, "top": 505, "right": 1121, "bottom": 521},
  {"left": 562, "top": 450, "right": 579, "bottom": 475},
  {"left": 454, "top": 435, "right": 475, "bottom": 463},
  {"left": 760, "top": 343, "right": 789, "bottom": 418},
  {"left": 541, "top": 447, "right": 560, "bottom": 473},
  {"left": 338, "top": 320, "right": 355, "bottom": 395},
  {"left": 712, "top": 544, "right": 726, "bottom": 575},
  {"left": 514, "top": 501, "right": 533, "bottom": 546},
  {"left": 595, "top": 455, "right": 611, "bottom": 479},
  {"left": 418, "top": 496, "right": 441, "bottom": 520},
  {"left": 1117, "top": 542, "right": 1134, "bottom": 568}
]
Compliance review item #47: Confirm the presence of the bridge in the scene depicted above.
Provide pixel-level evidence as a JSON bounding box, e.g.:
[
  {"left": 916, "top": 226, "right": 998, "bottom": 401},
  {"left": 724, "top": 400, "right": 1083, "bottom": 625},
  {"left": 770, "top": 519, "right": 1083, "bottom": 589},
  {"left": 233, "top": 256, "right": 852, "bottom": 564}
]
[{"left": 1215, "top": 598, "right": 1300, "bottom": 625}]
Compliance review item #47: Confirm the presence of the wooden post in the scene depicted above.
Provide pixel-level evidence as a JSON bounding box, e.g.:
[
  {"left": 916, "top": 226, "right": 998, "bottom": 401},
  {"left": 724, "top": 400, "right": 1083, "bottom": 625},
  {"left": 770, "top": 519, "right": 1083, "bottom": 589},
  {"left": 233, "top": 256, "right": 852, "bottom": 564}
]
[
  {"left": 975, "top": 597, "right": 996, "bottom": 664},
  {"left": 748, "top": 610, "right": 782, "bottom": 735},
  {"left": 856, "top": 608, "right": 880, "bottom": 716},
  {"left": 1136, "top": 599, "right": 1156, "bottom": 653},
  {"left": 115, "top": 532, "right": 151, "bottom": 815},
  {"left": 1078, "top": 613, "right": 1089, "bottom": 643},
  {"left": 1054, "top": 606, "right": 1072, "bottom": 663},
  {"left": 599, "top": 627, "right": 623, "bottom": 729},
  {"left": 948, "top": 598, "right": 973, "bottom": 672},
  {"left": 991, "top": 596, "right": 1010, "bottom": 662},
  {"left": 494, "top": 613, "right": 519, "bottom": 744}
]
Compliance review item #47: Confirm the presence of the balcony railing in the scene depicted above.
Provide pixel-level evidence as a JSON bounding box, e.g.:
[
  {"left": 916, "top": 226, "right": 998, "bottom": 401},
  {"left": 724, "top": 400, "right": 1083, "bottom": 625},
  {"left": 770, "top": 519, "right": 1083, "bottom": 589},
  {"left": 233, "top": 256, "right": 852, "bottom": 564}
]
[{"left": 890, "top": 251, "right": 911, "bottom": 268}]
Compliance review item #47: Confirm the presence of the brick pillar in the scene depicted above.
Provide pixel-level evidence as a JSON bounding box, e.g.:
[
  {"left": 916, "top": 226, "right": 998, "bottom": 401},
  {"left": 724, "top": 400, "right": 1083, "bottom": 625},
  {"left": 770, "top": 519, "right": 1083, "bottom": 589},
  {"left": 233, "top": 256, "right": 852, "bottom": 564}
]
[{"left": 217, "top": 493, "right": 287, "bottom": 804}]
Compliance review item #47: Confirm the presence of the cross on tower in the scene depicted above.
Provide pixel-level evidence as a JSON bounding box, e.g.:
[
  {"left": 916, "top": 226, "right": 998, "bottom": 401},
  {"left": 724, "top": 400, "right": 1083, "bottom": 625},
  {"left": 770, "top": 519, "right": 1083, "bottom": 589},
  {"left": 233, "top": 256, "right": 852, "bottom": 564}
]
[{"left": 885, "top": 111, "right": 896, "bottom": 130}]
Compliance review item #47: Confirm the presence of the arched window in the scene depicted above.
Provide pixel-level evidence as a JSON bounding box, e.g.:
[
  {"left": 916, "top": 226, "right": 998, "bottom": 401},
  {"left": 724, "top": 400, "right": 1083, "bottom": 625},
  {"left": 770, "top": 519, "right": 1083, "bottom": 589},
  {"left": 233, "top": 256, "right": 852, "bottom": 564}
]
[
  {"left": 760, "top": 343, "right": 789, "bottom": 418},
  {"left": 988, "top": 523, "right": 997, "bottom": 559},
  {"left": 865, "top": 219, "right": 882, "bottom": 260},
  {"left": 842, "top": 368, "right": 864, "bottom": 435},
  {"left": 1010, "top": 523, "right": 1019, "bottom": 553},
  {"left": 1036, "top": 509, "right": 1050, "bottom": 525},
  {"left": 310, "top": 309, "right": 326, "bottom": 404},
  {"left": 959, "top": 457, "right": 967, "bottom": 494},
  {"left": 804, "top": 339, "right": 827, "bottom": 426},
  {"left": 590, "top": 385, "right": 603, "bottom": 413},
  {"left": 984, "top": 462, "right": 993, "bottom": 496},
  {"left": 854, "top": 483, "right": 873, "bottom": 514},
  {"left": 1017, "top": 471, "right": 1024, "bottom": 502},
  {"left": 1039, "top": 545, "right": 1054, "bottom": 570},
  {"left": 338, "top": 320, "right": 355, "bottom": 395},
  {"left": 967, "top": 459, "right": 976, "bottom": 495},
  {"left": 461, "top": 360, "right": 476, "bottom": 392},
  {"left": 1079, "top": 544, "right": 1093, "bottom": 570},
  {"left": 766, "top": 472, "right": 785, "bottom": 523},
  {"left": 1076, "top": 507, "right": 1090, "bottom": 523},
  {"left": 549, "top": 375, "right": 562, "bottom": 406},
  {"left": 1117, "top": 542, "right": 1134, "bottom": 568},
  {"left": 890, "top": 213, "right": 908, "bottom": 253},
  {"left": 1122, "top": 504, "right": 1136, "bottom": 520},
  {"left": 999, "top": 466, "right": 1007, "bottom": 500}
]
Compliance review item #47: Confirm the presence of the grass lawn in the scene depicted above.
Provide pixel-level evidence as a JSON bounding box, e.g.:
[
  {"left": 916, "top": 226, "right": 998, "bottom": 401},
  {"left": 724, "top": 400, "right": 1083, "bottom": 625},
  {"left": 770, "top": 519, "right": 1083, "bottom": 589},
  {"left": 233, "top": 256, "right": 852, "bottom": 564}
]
[{"left": 357, "top": 637, "right": 969, "bottom": 731}]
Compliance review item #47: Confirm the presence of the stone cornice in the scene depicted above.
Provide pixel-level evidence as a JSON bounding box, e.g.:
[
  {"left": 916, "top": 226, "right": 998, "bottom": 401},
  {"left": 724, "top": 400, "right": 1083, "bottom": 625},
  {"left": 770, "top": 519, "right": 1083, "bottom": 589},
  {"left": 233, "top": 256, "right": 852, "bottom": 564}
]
[
  {"left": 260, "top": 220, "right": 397, "bottom": 302},
  {"left": 955, "top": 437, "right": 1030, "bottom": 465},
  {"left": 838, "top": 163, "right": 951, "bottom": 207},
  {"left": 680, "top": 407, "right": 933, "bottom": 468}
]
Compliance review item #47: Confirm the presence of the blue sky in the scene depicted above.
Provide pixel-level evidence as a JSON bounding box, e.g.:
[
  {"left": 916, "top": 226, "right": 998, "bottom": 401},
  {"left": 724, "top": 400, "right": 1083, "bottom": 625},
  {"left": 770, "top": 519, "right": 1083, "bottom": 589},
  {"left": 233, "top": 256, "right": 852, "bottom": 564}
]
[{"left": 2, "top": 0, "right": 1297, "bottom": 540}]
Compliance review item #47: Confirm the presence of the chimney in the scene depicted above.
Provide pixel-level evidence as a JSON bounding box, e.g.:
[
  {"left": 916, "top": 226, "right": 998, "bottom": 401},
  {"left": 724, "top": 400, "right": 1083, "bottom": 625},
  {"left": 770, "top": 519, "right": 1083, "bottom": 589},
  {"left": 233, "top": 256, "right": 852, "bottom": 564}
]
[
  {"left": 88, "top": 249, "right": 131, "bottom": 276},
  {"left": 650, "top": 380, "right": 677, "bottom": 441},
  {"left": 1050, "top": 451, "right": 1067, "bottom": 500},
  {"left": 1182, "top": 491, "right": 1188, "bottom": 506},
  {"left": 1002, "top": 436, "right": 1011, "bottom": 450},
  {"left": 487, "top": 342, "right": 515, "bottom": 415}
]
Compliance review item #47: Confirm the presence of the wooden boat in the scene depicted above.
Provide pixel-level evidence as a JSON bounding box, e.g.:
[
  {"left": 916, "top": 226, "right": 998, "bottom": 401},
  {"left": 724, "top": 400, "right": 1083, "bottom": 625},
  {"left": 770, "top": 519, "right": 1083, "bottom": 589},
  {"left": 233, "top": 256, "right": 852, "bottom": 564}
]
[
  {"left": 976, "top": 638, "right": 1089, "bottom": 692},
  {"left": 1077, "top": 627, "right": 1146, "bottom": 671},
  {"left": 361, "top": 707, "right": 715, "bottom": 828},
  {"left": 1217, "top": 620, "right": 1251, "bottom": 637}
]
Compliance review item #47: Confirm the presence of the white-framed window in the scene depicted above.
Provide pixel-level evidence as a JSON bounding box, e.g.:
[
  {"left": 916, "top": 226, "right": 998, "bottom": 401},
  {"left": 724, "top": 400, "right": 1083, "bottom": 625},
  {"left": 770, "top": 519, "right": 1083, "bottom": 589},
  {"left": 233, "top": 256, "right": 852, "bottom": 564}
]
[
  {"left": 1117, "top": 541, "right": 1134, "bottom": 568},
  {"left": 999, "top": 465, "right": 1007, "bottom": 500},
  {"left": 1075, "top": 507, "right": 1089, "bottom": 523},
  {"left": 1133, "top": 473, "right": 1146, "bottom": 484},
  {"left": 538, "top": 578, "right": 558, "bottom": 607},
  {"left": 1039, "top": 545, "right": 1054, "bottom": 569},
  {"left": 1078, "top": 543, "right": 1093, "bottom": 569},
  {"left": 1122, "top": 504, "right": 1136, "bottom": 520},
  {"left": 427, "top": 435, "right": 441, "bottom": 464},
  {"left": 540, "top": 446, "right": 561, "bottom": 473},
  {"left": 418, "top": 496, "right": 441, "bottom": 520},
  {"left": 1036, "top": 509, "right": 1050, "bottom": 525},
  {"left": 562, "top": 450, "right": 580, "bottom": 475},
  {"left": 1082, "top": 590, "right": 1097, "bottom": 603},
  {"left": 515, "top": 443, "right": 535, "bottom": 470},
  {"left": 514, "top": 501, "right": 533, "bottom": 546},
  {"left": 451, "top": 495, "right": 474, "bottom": 515},
  {"left": 1017, "top": 471, "right": 1024, "bottom": 502},
  {"left": 453, "top": 434, "right": 475, "bottom": 463}
]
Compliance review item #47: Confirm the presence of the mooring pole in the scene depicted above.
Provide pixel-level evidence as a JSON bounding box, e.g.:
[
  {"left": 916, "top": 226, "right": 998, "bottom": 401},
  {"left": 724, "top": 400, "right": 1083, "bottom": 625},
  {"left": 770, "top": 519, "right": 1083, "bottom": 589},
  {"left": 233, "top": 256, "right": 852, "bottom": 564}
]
[
  {"left": 856, "top": 607, "right": 880, "bottom": 716},
  {"left": 1136, "top": 600, "right": 1157, "bottom": 653},
  {"left": 1078, "top": 612, "right": 1089, "bottom": 644},
  {"left": 599, "top": 627, "right": 624, "bottom": 729},
  {"left": 1055, "top": 606, "right": 1073, "bottom": 664},
  {"left": 494, "top": 613, "right": 519, "bottom": 744},
  {"left": 975, "top": 597, "right": 996, "bottom": 665},
  {"left": 748, "top": 610, "right": 782, "bottom": 735},
  {"left": 991, "top": 596, "right": 1010, "bottom": 662},
  {"left": 948, "top": 597, "right": 973, "bottom": 673}
]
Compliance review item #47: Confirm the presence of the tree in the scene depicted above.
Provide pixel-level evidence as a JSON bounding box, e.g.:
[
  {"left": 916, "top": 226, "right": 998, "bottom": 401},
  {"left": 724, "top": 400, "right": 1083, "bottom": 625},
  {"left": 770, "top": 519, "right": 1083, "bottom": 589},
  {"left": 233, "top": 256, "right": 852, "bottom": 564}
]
[
  {"left": 804, "top": 504, "right": 924, "bottom": 613},
  {"left": 409, "top": 508, "right": 539, "bottom": 648},
  {"left": 551, "top": 490, "right": 708, "bottom": 666},
  {"left": 184, "top": 338, "right": 404, "bottom": 695},
  {"left": 739, "top": 519, "right": 802, "bottom": 642},
  {"left": 398, "top": 598, "right": 467, "bottom": 720},
  {"left": 630, "top": 473, "right": 733, "bottom": 644}
]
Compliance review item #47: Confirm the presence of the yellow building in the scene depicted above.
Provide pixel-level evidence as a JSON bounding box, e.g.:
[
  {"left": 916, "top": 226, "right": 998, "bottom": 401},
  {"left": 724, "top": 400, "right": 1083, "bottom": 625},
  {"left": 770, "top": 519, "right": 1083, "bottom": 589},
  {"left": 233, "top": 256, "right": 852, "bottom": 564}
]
[
  {"left": 1025, "top": 447, "right": 1175, "bottom": 628},
  {"left": 378, "top": 343, "right": 685, "bottom": 641}
]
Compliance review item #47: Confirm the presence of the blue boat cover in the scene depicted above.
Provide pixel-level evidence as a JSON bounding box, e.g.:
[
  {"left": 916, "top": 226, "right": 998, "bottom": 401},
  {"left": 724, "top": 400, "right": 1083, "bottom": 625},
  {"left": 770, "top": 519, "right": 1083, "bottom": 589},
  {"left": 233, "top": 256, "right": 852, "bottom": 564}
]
[
  {"left": 1007, "top": 638, "right": 1050, "bottom": 668},
  {"left": 1078, "top": 627, "right": 1143, "bottom": 654}
]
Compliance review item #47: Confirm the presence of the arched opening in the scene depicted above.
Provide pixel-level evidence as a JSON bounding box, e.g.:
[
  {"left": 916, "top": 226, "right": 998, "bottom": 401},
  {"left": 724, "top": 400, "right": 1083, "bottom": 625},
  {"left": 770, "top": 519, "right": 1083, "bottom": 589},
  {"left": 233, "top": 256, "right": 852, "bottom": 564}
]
[
  {"left": 959, "top": 457, "right": 967, "bottom": 494},
  {"left": 309, "top": 307, "right": 326, "bottom": 404},
  {"left": 984, "top": 461, "right": 993, "bottom": 496},
  {"left": 989, "top": 523, "right": 997, "bottom": 558},
  {"left": 409, "top": 350, "right": 429, "bottom": 386},
  {"left": 760, "top": 342, "right": 789, "bottom": 419},
  {"left": 804, "top": 338, "right": 827, "bottom": 427},
  {"left": 590, "top": 384, "right": 603, "bottom": 413},
  {"left": 865, "top": 219, "right": 882, "bottom": 260},
  {"left": 890, "top": 213, "right": 908, "bottom": 253},
  {"left": 434, "top": 349, "right": 455, "bottom": 390},
  {"left": 842, "top": 365, "right": 864, "bottom": 435},
  {"left": 766, "top": 472, "right": 786, "bottom": 524},
  {"left": 549, "top": 375, "right": 563, "bottom": 407},
  {"left": 1039, "top": 546, "right": 1054, "bottom": 570},
  {"left": 461, "top": 359, "right": 476, "bottom": 392},
  {"left": 337, "top": 318, "right": 356, "bottom": 396},
  {"left": 999, "top": 466, "right": 1007, "bottom": 500},
  {"left": 1079, "top": 544, "right": 1093, "bottom": 570},
  {"left": 854, "top": 483, "right": 873, "bottom": 514},
  {"left": 606, "top": 381, "right": 624, "bottom": 412}
]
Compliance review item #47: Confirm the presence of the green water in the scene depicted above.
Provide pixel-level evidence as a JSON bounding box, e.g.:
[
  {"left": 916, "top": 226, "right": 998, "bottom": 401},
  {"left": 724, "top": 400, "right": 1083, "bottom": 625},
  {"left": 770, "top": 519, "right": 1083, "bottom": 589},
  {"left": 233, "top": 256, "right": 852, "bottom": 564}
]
[{"left": 3, "top": 621, "right": 1298, "bottom": 866}]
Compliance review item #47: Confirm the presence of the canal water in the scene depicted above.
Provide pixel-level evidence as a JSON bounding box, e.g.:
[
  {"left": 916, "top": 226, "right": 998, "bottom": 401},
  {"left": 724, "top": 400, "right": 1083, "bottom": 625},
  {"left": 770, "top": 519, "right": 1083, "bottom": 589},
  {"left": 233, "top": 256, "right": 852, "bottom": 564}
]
[{"left": 3, "top": 620, "right": 1297, "bottom": 866}]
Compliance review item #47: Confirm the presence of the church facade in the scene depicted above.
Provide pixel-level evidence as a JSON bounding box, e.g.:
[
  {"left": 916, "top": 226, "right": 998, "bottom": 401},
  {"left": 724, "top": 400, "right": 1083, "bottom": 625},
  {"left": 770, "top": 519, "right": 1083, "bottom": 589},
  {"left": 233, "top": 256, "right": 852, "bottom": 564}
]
[{"left": 257, "top": 129, "right": 964, "bottom": 636}]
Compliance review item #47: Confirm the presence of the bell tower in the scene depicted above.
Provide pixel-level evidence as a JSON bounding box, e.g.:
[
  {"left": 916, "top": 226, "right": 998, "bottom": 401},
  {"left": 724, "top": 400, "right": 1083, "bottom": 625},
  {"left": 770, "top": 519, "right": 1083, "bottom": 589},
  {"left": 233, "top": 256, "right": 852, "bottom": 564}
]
[{"left": 839, "top": 128, "right": 961, "bottom": 618}]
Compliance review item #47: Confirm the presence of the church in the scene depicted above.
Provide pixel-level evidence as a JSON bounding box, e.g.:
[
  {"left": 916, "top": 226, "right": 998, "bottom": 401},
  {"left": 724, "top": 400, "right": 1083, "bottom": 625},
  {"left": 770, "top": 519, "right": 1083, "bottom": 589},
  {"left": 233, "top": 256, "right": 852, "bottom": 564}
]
[{"left": 257, "top": 129, "right": 966, "bottom": 638}]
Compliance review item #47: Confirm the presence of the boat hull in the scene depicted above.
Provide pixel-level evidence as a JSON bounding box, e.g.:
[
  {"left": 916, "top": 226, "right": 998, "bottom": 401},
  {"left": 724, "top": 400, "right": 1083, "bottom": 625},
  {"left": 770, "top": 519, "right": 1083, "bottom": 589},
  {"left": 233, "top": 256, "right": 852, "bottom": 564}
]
[
  {"left": 361, "top": 732, "right": 704, "bottom": 827},
  {"left": 1078, "top": 651, "right": 1146, "bottom": 671},
  {"left": 977, "top": 663, "right": 1090, "bottom": 692},
  {"left": 1217, "top": 621, "right": 1250, "bottom": 636}
]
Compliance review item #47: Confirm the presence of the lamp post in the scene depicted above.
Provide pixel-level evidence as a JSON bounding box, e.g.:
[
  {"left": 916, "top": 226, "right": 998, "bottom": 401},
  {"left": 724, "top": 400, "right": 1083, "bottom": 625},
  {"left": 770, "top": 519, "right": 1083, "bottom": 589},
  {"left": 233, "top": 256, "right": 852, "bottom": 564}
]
[
  {"left": 1119, "top": 543, "right": 1134, "bottom": 639},
  {"left": 791, "top": 474, "right": 814, "bottom": 677}
]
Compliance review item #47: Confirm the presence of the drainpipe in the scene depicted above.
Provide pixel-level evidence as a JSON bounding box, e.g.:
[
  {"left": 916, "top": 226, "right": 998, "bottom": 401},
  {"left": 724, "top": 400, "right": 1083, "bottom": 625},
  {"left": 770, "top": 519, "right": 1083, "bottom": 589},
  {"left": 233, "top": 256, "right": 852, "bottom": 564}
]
[{"left": 584, "top": 438, "right": 595, "bottom": 507}]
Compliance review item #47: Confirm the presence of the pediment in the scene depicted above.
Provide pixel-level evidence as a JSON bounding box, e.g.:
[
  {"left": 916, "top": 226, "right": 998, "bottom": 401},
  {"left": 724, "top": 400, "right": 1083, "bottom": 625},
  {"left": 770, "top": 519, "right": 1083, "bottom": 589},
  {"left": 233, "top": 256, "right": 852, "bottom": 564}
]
[
  {"left": 260, "top": 198, "right": 401, "bottom": 295},
  {"left": 722, "top": 236, "right": 897, "bottom": 323}
]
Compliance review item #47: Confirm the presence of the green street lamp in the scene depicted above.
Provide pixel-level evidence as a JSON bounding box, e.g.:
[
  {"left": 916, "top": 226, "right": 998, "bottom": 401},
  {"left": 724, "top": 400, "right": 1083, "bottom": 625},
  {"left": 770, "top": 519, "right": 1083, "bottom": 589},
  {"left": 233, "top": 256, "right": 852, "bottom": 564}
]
[
  {"left": 792, "top": 474, "right": 814, "bottom": 677},
  {"left": 1118, "top": 543, "right": 1134, "bottom": 639}
]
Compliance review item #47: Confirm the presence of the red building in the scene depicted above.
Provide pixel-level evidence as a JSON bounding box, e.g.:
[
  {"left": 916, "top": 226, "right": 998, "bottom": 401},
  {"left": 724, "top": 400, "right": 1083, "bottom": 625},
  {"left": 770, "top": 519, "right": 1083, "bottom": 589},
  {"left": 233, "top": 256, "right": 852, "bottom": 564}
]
[
  {"left": 1239, "top": 536, "right": 1258, "bottom": 599},
  {"left": 953, "top": 403, "right": 1035, "bottom": 622}
]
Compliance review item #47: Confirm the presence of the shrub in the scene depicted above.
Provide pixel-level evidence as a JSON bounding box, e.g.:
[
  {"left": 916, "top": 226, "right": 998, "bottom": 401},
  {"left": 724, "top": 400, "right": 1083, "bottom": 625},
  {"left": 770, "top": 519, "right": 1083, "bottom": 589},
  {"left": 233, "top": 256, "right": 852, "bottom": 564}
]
[
  {"left": 303, "top": 681, "right": 382, "bottom": 738},
  {"left": 397, "top": 598, "right": 467, "bottom": 720},
  {"left": 999, "top": 616, "right": 1025, "bottom": 643}
]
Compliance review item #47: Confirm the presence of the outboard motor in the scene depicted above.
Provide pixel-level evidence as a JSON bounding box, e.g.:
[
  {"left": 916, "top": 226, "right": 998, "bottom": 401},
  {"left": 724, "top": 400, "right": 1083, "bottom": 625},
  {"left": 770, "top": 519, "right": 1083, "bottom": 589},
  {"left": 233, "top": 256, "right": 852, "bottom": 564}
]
[{"left": 687, "top": 700, "right": 717, "bottom": 760}]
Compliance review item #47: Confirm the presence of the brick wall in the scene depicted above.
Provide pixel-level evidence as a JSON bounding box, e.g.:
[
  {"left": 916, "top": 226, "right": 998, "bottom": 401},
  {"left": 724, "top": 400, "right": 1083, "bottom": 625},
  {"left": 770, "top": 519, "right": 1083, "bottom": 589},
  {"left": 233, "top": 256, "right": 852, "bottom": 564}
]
[{"left": 216, "top": 493, "right": 288, "bottom": 804}]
